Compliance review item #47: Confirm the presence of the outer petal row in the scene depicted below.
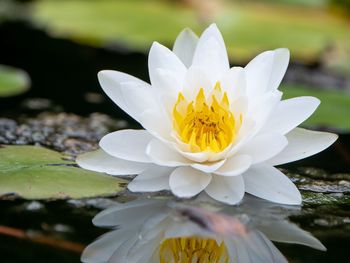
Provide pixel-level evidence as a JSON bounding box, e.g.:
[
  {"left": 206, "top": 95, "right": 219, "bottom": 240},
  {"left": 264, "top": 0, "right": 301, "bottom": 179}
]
[
  {"left": 98, "top": 70, "right": 156, "bottom": 123},
  {"left": 172, "top": 28, "right": 199, "bottom": 68},
  {"left": 245, "top": 48, "right": 289, "bottom": 98},
  {"left": 191, "top": 24, "right": 230, "bottom": 83},
  {"left": 76, "top": 149, "right": 149, "bottom": 175},
  {"left": 243, "top": 163, "right": 301, "bottom": 205},
  {"left": 99, "top": 129, "right": 153, "bottom": 163},
  {"left": 261, "top": 96, "right": 320, "bottom": 135},
  {"left": 269, "top": 128, "right": 338, "bottom": 166}
]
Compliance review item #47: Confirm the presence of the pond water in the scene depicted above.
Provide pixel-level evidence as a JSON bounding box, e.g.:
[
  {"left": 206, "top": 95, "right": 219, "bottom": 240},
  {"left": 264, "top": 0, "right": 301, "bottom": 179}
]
[
  {"left": 0, "top": 9, "right": 349, "bottom": 263},
  {"left": 0, "top": 192, "right": 349, "bottom": 263}
]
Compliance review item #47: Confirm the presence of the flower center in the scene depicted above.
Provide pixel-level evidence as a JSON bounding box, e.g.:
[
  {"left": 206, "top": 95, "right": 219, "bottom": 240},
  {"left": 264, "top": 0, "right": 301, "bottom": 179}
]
[
  {"left": 173, "top": 82, "right": 237, "bottom": 153},
  {"left": 159, "top": 237, "right": 229, "bottom": 263}
]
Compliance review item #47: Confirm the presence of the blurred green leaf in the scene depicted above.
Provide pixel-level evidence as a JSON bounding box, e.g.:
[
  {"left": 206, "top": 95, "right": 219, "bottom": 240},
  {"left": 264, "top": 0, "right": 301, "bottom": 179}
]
[
  {"left": 0, "top": 65, "right": 30, "bottom": 97},
  {"left": 282, "top": 84, "right": 350, "bottom": 131},
  {"left": 0, "top": 145, "right": 126, "bottom": 200},
  {"left": 32, "top": 0, "right": 350, "bottom": 67}
]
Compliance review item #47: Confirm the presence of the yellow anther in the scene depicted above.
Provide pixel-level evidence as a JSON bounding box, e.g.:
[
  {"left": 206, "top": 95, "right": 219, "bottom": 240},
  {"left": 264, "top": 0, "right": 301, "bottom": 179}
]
[
  {"left": 159, "top": 237, "right": 229, "bottom": 263},
  {"left": 173, "top": 84, "right": 238, "bottom": 153}
]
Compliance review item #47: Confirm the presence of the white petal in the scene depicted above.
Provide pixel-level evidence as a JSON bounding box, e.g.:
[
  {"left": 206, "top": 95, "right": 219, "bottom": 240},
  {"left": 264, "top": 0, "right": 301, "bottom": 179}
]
[
  {"left": 243, "top": 164, "right": 302, "bottom": 205},
  {"left": 182, "top": 66, "right": 213, "bottom": 99},
  {"left": 259, "top": 221, "right": 326, "bottom": 251},
  {"left": 221, "top": 66, "right": 247, "bottom": 98},
  {"left": 169, "top": 167, "right": 212, "bottom": 198},
  {"left": 238, "top": 133, "right": 288, "bottom": 164},
  {"left": 245, "top": 51, "right": 274, "bottom": 97},
  {"left": 226, "top": 119, "right": 257, "bottom": 158},
  {"left": 268, "top": 128, "right": 338, "bottom": 166},
  {"left": 128, "top": 166, "right": 172, "bottom": 192},
  {"left": 261, "top": 96, "right": 320, "bottom": 135},
  {"left": 146, "top": 139, "right": 192, "bottom": 166},
  {"left": 205, "top": 175, "right": 244, "bottom": 205},
  {"left": 139, "top": 109, "right": 173, "bottom": 142},
  {"left": 269, "top": 48, "right": 290, "bottom": 91},
  {"left": 173, "top": 28, "right": 199, "bottom": 67},
  {"left": 176, "top": 149, "right": 211, "bottom": 163},
  {"left": 151, "top": 68, "right": 182, "bottom": 100},
  {"left": 148, "top": 42, "right": 186, "bottom": 89},
  {"left": 192, "top": 24, "right": 229, "bottom": 82},
  {"left": 76, "top": 149, "right": 149, "bottom": 175},
  {"left": 98, "top": 70, "right": 155, "bottom": 122},
  {"left": 246, "top": 91, "right": 282, "bottom": 133},
  {"left": 100, "top": 130, "right": 153, "bottom": 163},
  {"left": 215, "top": 155, "right": 252, "bottom": 176},
  {"left": 245, "top": 48, "right": 289, "bottom": 97},
  {"left": 191, "top": 159, "right": 226, "bottom": 173}
]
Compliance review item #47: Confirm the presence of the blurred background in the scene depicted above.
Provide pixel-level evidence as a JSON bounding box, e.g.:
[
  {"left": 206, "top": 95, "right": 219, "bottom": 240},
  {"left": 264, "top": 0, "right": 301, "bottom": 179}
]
[
  {"left": 0, "top": 0, "right": 350, "bottom": 262},
  {"left": 0, "top": 0, "right": 350, "bottom": 130}
]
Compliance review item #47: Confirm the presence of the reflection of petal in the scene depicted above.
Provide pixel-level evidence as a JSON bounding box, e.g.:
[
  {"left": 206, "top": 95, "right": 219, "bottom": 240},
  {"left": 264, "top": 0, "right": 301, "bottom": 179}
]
[
  {"left": 258, "top": 220, "right": 326, "bottom": 251},
  {"left": 93, "top": 199, "right": 166, "bottom": 227},
  {"left": 107, "top": 234, "right": 141, "bottom": 263},
  {"left": 81, "top": 228, "right": 137, "bottom": 263},
  {"left": 225, "top": 231, "right": 288, "bottom": 263},
  {"left": 82, "top": 197, "right": 326, "bottom": 263}
]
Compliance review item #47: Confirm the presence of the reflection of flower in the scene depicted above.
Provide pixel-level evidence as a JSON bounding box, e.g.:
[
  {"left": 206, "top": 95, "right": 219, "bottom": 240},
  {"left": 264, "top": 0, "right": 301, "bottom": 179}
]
[
  {"left": 77, "top": 23, "right": 337, "bottom": 205},
  {"left": 82, "top": 198, "right": 325, "bottom": 263}
]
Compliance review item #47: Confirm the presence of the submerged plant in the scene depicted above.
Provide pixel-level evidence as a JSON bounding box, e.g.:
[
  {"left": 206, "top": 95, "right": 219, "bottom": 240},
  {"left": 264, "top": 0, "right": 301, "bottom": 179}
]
[{"left": 77, "top": 24, "right": 337, "bottom": 205}]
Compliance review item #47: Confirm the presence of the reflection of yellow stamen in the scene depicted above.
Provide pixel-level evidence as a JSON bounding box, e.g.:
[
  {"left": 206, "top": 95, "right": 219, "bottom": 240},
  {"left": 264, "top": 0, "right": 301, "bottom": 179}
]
[
  {"left": 173, "top": 82, "right": 240, "bottom": 153},
  {"left": 159, "top": 237, "right": 229, "bottom": 263}
]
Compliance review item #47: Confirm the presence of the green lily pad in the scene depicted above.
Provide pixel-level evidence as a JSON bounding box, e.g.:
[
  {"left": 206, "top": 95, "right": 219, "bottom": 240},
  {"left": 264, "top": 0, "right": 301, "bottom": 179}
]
[
  {"left": 281, "top": 84, "right": 350, "bottom": 131},
  {"left": 0, "top": 65, "right": 30, "bottom": 97},
  {"left": 0, "top": 145, "right": 126, "bottom": 200},
  {"left": 32, "top": 0, "right": 350, "bottom": 68}
]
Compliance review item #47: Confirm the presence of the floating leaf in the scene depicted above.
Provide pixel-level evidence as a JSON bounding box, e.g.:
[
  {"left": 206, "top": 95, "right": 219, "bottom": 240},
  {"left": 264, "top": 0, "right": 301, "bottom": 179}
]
[
  {"left": 282, "top": 84, "right": 350, "bottom": 131},
  {"left": 0, "top": 65, "right": 30, "bottom": 97},
  {"left": 33, "top": 0, "right": 350, "bottom": 66},
  {"left": 0, "top": 145, "right": 126, "bottom": 200}
]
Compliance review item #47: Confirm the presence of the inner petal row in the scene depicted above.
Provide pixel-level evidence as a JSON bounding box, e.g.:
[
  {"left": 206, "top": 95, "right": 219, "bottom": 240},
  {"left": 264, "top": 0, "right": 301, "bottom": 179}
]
[{"left": 173, "top": 82, "right": 239, "bottom": 153}]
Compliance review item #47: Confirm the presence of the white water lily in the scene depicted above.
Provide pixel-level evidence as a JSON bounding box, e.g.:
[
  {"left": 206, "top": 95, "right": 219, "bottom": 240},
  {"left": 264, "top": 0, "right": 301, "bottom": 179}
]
[
  {"left": 77, "top": 24, "right": 337, "bottom": 205},
  {"left": 81, "top": 198, "right": 325, "bottom": 263}
]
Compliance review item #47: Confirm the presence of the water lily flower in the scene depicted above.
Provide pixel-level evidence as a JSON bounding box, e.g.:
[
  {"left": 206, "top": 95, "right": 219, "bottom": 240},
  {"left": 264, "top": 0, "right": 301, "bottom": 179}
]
[
  {"left": 81, "top": 198, "right": 325, "bottom": 263},
  {"left": 77, "top": 24, "right": 337, "bottom": 205}
]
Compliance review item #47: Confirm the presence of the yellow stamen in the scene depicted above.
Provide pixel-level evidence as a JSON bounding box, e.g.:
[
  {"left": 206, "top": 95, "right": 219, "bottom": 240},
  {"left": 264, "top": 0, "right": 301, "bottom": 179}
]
[
  {"left": 159, "top": 237, "right": 229, "bottom": 263},
  {"left": 173, "top": 82, "right": 238, "bottom": 153}
]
